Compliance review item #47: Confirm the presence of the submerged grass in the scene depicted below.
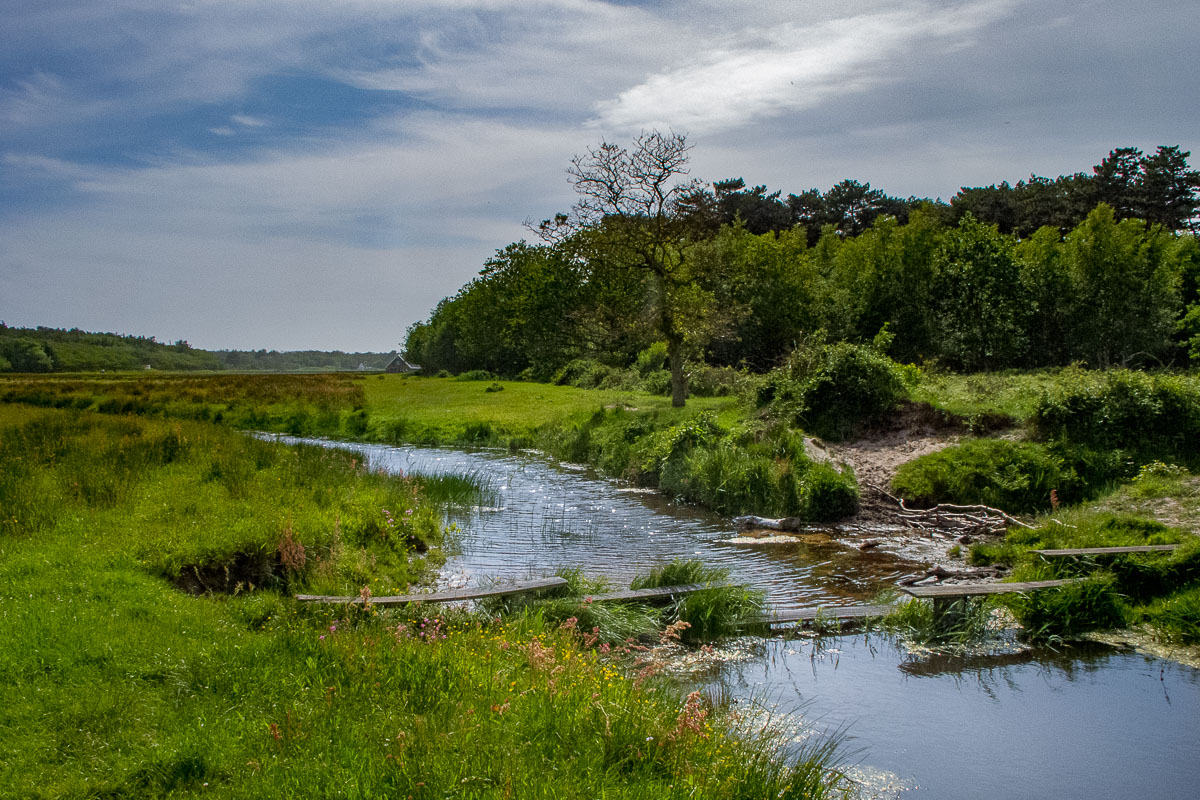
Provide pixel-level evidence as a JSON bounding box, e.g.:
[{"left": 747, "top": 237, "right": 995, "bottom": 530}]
[{"left": 0, "top": 406, "right": 849, "bottom": 798}]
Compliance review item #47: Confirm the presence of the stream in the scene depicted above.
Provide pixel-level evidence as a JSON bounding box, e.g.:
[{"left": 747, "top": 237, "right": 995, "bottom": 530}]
[{"left": 288, "top": 437, "right": 1200, "bottom": 799}]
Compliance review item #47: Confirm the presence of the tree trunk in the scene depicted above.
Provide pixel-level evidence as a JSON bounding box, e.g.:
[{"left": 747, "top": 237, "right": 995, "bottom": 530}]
[{"left": 667, "top": 334, "right": 687, "bottom": 407}]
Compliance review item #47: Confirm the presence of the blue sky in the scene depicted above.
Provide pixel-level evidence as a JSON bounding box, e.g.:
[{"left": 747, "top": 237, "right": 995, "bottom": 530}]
[{"left": 2, "top": 0, "right": 1197, "bottom": 351}]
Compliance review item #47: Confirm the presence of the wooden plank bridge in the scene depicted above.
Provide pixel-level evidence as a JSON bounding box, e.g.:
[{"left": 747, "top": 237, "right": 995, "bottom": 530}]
[
  {"left": 747, "top": 604, "right": 895, "bottom": 629},
  {"left": 1032, "top": 544, "right": 1182, "bottom": 557},
  {"left": 295, "top": 576, "right": 568, "bottom": 606},
  {"left": 899, "top": 579, "right": 1078, "bottom": 598}
]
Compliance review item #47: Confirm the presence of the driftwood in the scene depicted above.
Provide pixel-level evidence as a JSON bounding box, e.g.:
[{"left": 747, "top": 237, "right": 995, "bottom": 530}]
[
  {"left": 898, "top": 565, "right": 1006, "bottom": 586},
  {"left": 732, "top": 515, "right": 803, "bottom": 532},
  {"left": 896, "top": 499, "right": 1034, "bottom": 535}
]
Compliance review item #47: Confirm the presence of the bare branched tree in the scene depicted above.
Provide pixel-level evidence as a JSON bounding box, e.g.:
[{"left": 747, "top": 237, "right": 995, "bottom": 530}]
[{"left": 536, "top": 130, "right": 709, "bottom": 406}]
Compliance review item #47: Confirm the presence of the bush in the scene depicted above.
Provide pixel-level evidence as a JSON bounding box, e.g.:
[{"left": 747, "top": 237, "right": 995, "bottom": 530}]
[
  {"left": 553, "top": 359, "right": 618, "bottom": 389},
  {"left": 634, "top": 342, "right": 669, "bottom": 375},
  {"left": 1031, "top": 368, "right": 1200, "bottom": 466},
  {"left": 758, "top": 338, "right": 908, "bottom": 440},
  {"left": 892, "top": 438, "right": 1077, "bottom": 513},
  {"left": 802, "top": 461, "right": 860, "bottom": 521}
]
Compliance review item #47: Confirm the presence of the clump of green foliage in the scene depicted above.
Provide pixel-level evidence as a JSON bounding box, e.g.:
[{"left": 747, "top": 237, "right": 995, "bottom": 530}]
[
  {"left": 882, "top": 598, "right": 997, "bottom": 647},
  {"left": 545, "top": 407, "right": 859, "bottom": 521},
  {"left": 518, "top": 560, "right": 766, "bottom": 645},
  {"left": 966, "top": 511, "right": 1200, "bottom": 642},
  {"left": 892, "top": 438, "right": 1078, "bottom": 513},
  {"left": 1030, "top": 368, "right": 1200, "bottom": 467},
  {"left": 757, "top": 336, "right": 911, "bottom": 441},
  {"left": 1006, "top": 577, "right": 1129, "bottom": 641},
  {"left": 631, "top": 559, "right": 767, "bottom": 642}
]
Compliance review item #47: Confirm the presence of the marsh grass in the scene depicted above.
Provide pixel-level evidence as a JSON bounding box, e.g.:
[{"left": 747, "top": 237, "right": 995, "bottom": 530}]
[
  {"left": 632, "top": 559, "right": 767, "bottom": 643},
  {"left": 0, "top": 406, "right": 848, "bottom": 798},
  {"left": 492, "top": 561, "right": 767, "bottom": 646},
  {"left": 882, "top": 598, "right": 997, "bottom": 647}
]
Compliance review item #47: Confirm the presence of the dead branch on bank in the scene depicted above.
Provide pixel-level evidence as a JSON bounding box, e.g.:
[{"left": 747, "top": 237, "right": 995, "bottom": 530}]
[{"left": 896, "top": 499, "right": 1034, "bottom": 535}]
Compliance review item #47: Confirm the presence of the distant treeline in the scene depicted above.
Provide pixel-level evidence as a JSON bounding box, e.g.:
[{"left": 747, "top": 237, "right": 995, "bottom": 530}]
[
  {"left": 405, "top": 145, "right": 1200, "bottom": 377},
  {"left": 0, "top": 325, "right": 393, "bottom": 373}
]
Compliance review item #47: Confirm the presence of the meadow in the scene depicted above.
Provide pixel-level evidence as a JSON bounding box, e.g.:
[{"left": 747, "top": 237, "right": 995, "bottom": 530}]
[
  {"left": 4, "top": 366, "right": 1200, "bottom": 646},
  {"left": 0, "top": 404, "right": 847, "bottom": 798}
]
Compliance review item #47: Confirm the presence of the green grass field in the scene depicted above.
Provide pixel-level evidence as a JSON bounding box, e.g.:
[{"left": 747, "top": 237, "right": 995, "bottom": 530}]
[
  {"left": 0, "top": 405, "right": 847, "bottom": 799},
  {"left": 364, "top": 374, "right": 739, "bottom": 444}
]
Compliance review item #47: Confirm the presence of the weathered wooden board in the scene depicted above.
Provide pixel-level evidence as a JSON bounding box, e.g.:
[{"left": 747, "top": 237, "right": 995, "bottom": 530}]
[
  {"left": 583, "top": 584, "right": 706, "bottom": 604},
  {"left": 1032, "top": 544, "right": 1181, "bottom": 556},
  {"left": 900, "top": 579, "right": 1076, "bottom": 598},
  {"left": 296, "top": 576, "right": 568, "bottom": 606},
  {"left": 750, "top": 605, "right": 895, "bottom": 626}
]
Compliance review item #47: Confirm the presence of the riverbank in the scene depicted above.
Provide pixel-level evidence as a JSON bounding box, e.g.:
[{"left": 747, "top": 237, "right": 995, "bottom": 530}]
[
  {"left": 3, "top": 369, "right": 1199, "bottom": 646},
  {"left": 0, "top": 405, "right": 847, "bottom": 798}
]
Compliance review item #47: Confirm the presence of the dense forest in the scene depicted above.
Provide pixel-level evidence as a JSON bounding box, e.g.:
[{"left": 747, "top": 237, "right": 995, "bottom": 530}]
[
  {"left": 0, "top": 325, "right": 393, "bottom": 373},
  {"left": 404, "top": 141, "right": 1200, "bottom": 391}
]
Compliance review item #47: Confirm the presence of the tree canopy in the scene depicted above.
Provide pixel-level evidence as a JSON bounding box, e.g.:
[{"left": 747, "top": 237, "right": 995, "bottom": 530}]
[{"left": 404, "top": 142, "right": 1200, "bottom": 381}]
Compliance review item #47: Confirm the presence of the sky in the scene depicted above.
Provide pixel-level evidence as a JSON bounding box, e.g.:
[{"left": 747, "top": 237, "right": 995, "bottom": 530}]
[{"left": 2, "top": 0, "right": 1197, "bottom": 352}]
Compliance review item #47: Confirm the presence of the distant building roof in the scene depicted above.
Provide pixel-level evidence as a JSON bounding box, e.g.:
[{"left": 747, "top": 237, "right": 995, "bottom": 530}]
[{"left": 385, "top": 355, "right": 420, "bottom": 373}]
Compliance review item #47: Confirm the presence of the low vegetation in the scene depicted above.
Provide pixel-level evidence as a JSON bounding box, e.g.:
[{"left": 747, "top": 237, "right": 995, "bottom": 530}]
[{"left": 0, "top": 405, "right": 849, "bottom": 798}]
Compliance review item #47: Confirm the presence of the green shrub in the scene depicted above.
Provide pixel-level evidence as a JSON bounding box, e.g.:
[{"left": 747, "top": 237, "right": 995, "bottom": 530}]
[
  {"left": 634, "top": 342, "right": 669, "bottom": 375},
  {"left": 802, "top": 461, "right": 859, "bottom": 521},
  {"left": 892, "top": 438, "right": 1076, "bottom": 513},
  {"left": 758, "top": 338, "right": 908, "bottom": 440},
  {"left": 553, "top": 359, "right": 617, "bottom": 389},
  {"left": 1031, "top": 368, "right": 1200, "bottom": 465}
]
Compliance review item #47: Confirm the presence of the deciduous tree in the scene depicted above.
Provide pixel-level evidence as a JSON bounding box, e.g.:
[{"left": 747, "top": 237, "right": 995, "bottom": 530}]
[{"left": 538, "top": 130, "right": 711, "bottom": 406}]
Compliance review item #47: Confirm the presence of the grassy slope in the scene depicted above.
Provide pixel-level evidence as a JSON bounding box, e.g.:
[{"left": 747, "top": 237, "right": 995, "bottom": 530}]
[{"left": 0, "top": 405, "right": 844, "bottom": 799}]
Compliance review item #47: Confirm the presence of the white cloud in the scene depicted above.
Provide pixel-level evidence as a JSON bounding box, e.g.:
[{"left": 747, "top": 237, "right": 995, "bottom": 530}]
[
  {"left": 593, "top": 1, "right": 1018, "bottom": 134},
  {"left": 230, "top": 114, "right": 268, "bottom": 127},
  {"left": 0, "top": 112, "right": 582, "bottom": 349}
]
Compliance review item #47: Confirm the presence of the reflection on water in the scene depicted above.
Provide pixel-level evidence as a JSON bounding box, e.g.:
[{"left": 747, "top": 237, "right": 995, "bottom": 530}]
[
  {"left": 281, "top": 438, "right": 1200, "bottom": 799},
  {"left": 712, "top": 634, "right": 1200, "bottom": 800}
]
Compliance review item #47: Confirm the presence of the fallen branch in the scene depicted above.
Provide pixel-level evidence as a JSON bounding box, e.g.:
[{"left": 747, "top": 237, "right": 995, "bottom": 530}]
[
  {"left": 896, "top": 499, "right": 1034, "bottom": 534},
  {"left": 898, "top": 565, "right": 1007, "bottom": 586}
]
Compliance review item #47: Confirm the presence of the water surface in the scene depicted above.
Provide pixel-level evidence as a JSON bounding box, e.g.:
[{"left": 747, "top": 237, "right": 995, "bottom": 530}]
[{"left": 289, "top": 438, "right": 1200, "bottom": 799}]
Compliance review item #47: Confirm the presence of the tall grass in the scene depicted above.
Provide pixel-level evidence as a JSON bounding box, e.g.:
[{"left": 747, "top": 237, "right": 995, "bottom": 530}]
[{"left": 0, "top": 405, "right": 848, "bottom": 798}]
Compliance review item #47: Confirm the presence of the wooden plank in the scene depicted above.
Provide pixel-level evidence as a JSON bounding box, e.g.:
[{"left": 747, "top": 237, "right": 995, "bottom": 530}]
[
  {"left": 900, "top": 579, "right": 1076, "bottom": 598},
  {"left": 583, "top": 584, "right": 706, "bottom": 604},
  {"left": 296, "top": 576, "right": 568, "bottom": 606},
  {"left": 1032, "top": 544, "right": 1181, "bottom": 556},
  {"left": 751, "top": 604, "right": 895, "bottom": 626}
]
